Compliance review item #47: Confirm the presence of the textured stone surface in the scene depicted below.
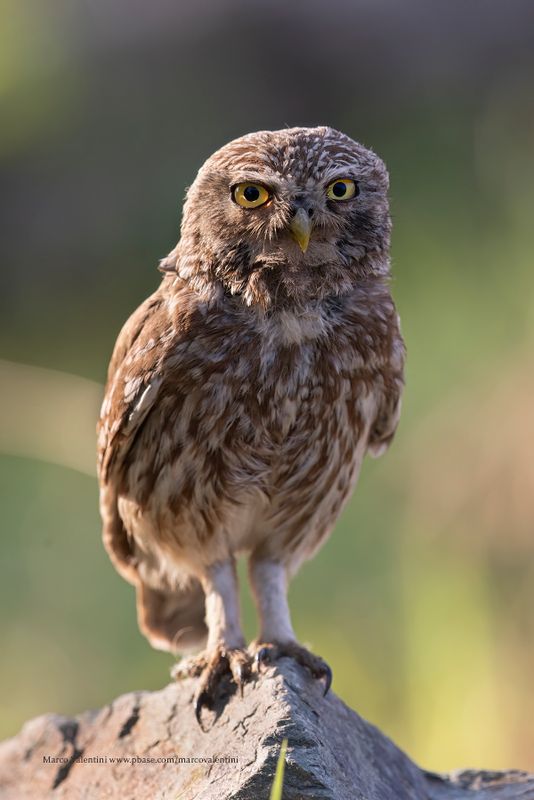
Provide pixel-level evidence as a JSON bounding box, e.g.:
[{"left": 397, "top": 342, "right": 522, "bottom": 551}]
[{"left": 0, "top": 660, "right": 532, "bottom": 799}]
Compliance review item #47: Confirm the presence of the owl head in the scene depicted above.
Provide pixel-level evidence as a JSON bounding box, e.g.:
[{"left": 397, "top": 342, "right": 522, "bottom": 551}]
[{"left": 164, "top": 127, "right": 391, "bottom": 309}]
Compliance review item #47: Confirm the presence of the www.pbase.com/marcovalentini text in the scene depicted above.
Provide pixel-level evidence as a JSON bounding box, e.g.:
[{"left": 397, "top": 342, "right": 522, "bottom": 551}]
[{"left": 42, "top": 754, "right": 239, "bottom": 765}]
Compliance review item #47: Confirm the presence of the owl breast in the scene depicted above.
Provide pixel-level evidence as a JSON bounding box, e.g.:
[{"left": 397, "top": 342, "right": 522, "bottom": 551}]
[{"left": 118, "top": 301, "right": 385, "bottom": 573}]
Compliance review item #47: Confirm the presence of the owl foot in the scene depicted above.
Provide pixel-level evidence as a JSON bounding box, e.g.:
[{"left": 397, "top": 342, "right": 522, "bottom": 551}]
[
  {"left": 170, "top": 652, "right": 208, "bottom": 680},
  {"left": 252, "top": 640, "right": 332, "bottom": 696},
  {"left": 174, "top": 645, "right": 253, "bottom": 730}
]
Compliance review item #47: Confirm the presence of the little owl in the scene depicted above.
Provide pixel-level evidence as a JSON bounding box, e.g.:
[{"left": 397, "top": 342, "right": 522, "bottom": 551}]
[{"left": 97, "top": 126, "right": 405, "bottom": 722}]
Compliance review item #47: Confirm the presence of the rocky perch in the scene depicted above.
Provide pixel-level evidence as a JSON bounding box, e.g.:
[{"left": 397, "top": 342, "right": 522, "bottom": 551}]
[{"left": 0, "top": 660, "right": 532, "bottom": 799}]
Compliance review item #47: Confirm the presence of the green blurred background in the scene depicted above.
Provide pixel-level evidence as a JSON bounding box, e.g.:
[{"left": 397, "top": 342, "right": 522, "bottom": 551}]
[{"left": 1, "top": 0, "right": 533, "bottom": 772}]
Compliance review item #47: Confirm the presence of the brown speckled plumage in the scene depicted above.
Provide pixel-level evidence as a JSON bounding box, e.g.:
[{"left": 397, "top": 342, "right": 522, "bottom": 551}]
[{"left": 97, "top": 127, "right": 405, "bottom": 710}]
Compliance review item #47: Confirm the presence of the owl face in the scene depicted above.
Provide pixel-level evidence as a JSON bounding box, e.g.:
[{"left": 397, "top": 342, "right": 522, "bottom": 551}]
[{"left": 175, "top": 127, "right": 391, "bottom": 308}]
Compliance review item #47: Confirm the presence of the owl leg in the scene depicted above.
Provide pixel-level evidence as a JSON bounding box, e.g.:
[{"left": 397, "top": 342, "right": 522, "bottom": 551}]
[
  {"left": 172, "top": 559, "right": 252, "bottom": 727},
  {"left": 248, "top": 557, "right": 332, "bottom": 696}
]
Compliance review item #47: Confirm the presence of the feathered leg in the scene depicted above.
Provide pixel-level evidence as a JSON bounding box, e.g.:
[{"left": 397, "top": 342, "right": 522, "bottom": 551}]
[
  {"left": 248, "top": 557, "right": 332, "bottom": 695},
  {"left": 172, "top": 559, "right": 252, "bottom": 726}
]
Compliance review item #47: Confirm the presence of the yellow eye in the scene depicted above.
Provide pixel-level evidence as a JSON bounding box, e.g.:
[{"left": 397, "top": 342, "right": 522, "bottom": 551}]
[
  {"left": 233, "top": 182, "right": 271, "bottom": 209},
  {"left": 326, "top": 178, "right": 357, "bottom": 201}
]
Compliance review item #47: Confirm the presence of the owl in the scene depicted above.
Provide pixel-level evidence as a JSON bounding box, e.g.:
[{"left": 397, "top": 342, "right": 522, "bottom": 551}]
[{"left": 97, "top": 126, "right": 405, "bottom": 723}]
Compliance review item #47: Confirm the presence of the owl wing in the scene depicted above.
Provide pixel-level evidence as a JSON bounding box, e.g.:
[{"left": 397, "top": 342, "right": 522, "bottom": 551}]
[
  {"left": 97, "top": 285, "right": 173, "bottom": 586},
  {"left": 97, "top": 288, "right": 169, "bottom": 484},
  {"left": 367, "top": 315, "right": 405, "bottom": 458},
  {"left": 97, "top": 284, "right": 209, "bottom": 653},
  {"left": 367, "top": 388, "right": 403, "bottom": 457}
]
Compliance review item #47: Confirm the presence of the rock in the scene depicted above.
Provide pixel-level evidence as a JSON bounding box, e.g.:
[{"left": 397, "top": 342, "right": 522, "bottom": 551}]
[{"left": 0, "top": 659, "right": 532, "bottom": 799}]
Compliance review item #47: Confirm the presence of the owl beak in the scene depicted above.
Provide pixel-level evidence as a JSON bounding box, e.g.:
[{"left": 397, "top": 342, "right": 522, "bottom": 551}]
[{"left": 289, "top": 207, "right": 313, "bottom": 253}]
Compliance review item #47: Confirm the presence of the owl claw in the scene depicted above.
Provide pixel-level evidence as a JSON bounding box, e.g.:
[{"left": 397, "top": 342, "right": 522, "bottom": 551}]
[
  {"left": 254, "top": 646, "right": 272, "bottom": 670},
  {"left": 252, "top": 641, "right": 332, "bottom": 694},
  {"left": 194, "top": 690, "right": 213, "bottom": 730},
  {"left": 171, "top": 653, "right": 208, "bottom": 680},
  {"left": 231, "top": 658, "right": 251, "bottom": 697},
  {"left": 321, "top": 663, "right": 333, "bottom": 696},
  {"left": 190, "top": 646, "right": 253, "bottom": 728}
]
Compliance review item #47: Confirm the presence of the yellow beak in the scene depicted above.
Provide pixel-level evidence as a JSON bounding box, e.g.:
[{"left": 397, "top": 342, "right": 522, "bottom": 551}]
[{"left": 289, "top": 207, "right": 313, "bottom": 253}]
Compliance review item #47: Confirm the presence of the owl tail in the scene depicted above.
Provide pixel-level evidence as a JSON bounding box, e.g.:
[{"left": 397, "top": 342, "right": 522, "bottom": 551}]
[
  {"left": 136, "top": 579, "right": 208, "bottom": 655},
  {"left": 100, "top": 484, "right": 208, "bottom": 654}
]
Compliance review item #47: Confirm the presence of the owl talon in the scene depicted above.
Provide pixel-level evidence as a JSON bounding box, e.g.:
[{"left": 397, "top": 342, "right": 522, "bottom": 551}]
[
  {"left": 320, "top": 663, "right": 333, "bottom": 696},
  {"left": 236, "top": 668, "right": 246, "bottom": 698},
  {"left": 194, "top": 689, "right": 213, "bottom": 730},
  {"left": 230, "top": 656, "right": 251, "bottom": 697},
  {"left": 252, "top": 641, "right": 332, "bottom": 694},
  {"left": 171, "top": 653, "right": 208, "bottom": 680},
  {"left": 254, "top": 646, "right": 272, "bottom": 670},
  {"left": 191, "top": 645, "right": 253, "bottom": 727}
]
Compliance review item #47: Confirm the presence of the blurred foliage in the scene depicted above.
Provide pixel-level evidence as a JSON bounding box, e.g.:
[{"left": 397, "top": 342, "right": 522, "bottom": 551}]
[{"left": 0, "top": 0, "right": 533, "bottom": 773}]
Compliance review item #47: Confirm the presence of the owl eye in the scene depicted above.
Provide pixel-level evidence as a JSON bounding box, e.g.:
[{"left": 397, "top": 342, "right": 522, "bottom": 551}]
[
  {"left": 233, "top": 182, "right": 271, "bottom": 209},
  {"left": 326, "top": 178, "right": 358, "bottom": 201}
]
